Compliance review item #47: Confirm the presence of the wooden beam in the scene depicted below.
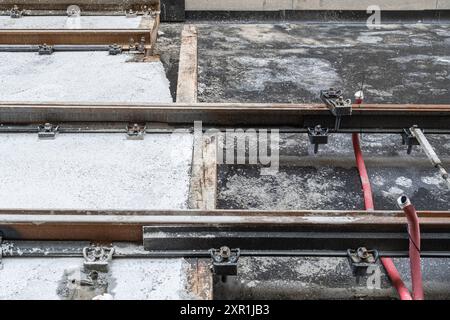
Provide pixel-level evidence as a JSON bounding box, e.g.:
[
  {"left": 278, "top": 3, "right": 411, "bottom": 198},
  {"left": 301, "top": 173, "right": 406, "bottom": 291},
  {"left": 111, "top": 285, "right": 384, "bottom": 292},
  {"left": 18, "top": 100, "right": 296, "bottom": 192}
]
[
  {"left": 175, "top": 24, "right": 214, "bottom": 210},
  {"left": 189, "top": 130, "right": 204, "bottom": 209},
  {"left": 185, "top": 258, "right": 213, "bottom": 300},
  {"left": 189, "top": 134, "right": 218, "bottom": 210},
  {"left": 202, "top": 135, "right": 218, "bottom": 210},
  {"left": 176, "top": 25, "right": 198, "bottom": 103}
]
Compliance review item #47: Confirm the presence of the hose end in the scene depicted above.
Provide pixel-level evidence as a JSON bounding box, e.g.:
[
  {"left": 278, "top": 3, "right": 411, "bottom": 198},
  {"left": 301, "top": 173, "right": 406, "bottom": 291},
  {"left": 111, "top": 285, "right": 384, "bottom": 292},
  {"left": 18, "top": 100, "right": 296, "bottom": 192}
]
[{"left": 397, "top": 195, "right": 411, "bottom": 210}]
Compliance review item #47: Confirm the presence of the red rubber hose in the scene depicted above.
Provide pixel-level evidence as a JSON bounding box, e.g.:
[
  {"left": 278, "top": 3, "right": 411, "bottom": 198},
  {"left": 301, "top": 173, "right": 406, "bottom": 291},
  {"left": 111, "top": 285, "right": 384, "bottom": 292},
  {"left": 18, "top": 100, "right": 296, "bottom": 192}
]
[
  {"left": 398, "top": 196, "right": 424, "bottom": 300},
  {"left": 352, "top": 133, "right": 413, "bottom": 300},
  {"left": 352, "top": 133, "right": 375, "bottom": 211},
  {"left": 380, "top": 257, "right": 413, "bottom": 300}
]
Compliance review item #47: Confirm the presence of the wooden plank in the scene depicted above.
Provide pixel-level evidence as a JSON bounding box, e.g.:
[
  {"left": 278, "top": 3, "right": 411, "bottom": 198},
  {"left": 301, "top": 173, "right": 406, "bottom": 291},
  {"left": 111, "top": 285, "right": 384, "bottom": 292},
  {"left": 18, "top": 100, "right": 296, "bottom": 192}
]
[
  {"left": 148, "top": 12, "right": 160, "bottom": 55},
  {"left": 185, "top": 258, "right": 213, "bottom": 300},
  {"left": 189, "top": 129, "right": 205, "bottom": 209},
  {"left": 202, "top": 135, "right": 218, "bottom": 210},
  {"left": 189, "top": 134, "right": 218, "bottom": 210},
  {"left": 176, "top": 24, "right": 198, "bottom": 103},
  {"left": 175, "top": 24, "right": 213, "bottom": 210}
]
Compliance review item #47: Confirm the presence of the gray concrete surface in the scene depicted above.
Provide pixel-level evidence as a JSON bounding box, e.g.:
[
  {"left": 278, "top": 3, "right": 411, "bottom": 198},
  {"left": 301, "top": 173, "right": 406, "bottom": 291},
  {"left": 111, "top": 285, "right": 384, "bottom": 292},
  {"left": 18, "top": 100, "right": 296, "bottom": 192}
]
[
  {"left": 186, "top": 0, "right": 450, "bottom": 11},
  {"left": 214, "top": 257, "right": 450, "bottom": 300},
  {"left": 194, "top": 23, "right": 450, "bottom": 104},
  {"left": 217, "top": 134, "right": 450, "bottom": 211},
  {"left": 158, "top": 21, "right": 450, "bottom": 299},
  {"left": 160, "top": 23, "right": 449, "bottom": 103}
]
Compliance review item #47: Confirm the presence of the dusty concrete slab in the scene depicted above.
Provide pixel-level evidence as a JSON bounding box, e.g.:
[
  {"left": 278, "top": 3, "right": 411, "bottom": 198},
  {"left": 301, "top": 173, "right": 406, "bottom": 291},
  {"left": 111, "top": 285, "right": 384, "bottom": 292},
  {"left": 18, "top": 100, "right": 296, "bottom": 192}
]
[
  {"left": 215, "top": 256, "right": 450, "bottom": 300},
  {"left": 218, "top": 164, "right": 363, "bottom": 210},
  {"left": 110, "top": 258, "right": 193, "bottom": 300},
  {"left": 217, "top": 133, "right": 450, "bottom": 211},
  {"left": 192, "top": 23, "right": 450, "bottom": 104},
  {"left": 218, "top": 163, "right": 450, "bottom": 211},
  {"left": 0, "top": 258, "right": 81, "bottom": 300},
  {"left": 0, "top": 257, "right": 194, "bottom": 300},
  {"left": 159, "top": 21, "right": 450, "bottom": 103},
  {"left": 0, "top": 133, "right": 192, "bottom": 210},
  {"left": 0, "top": 16, "right": 146, "bottom": 29},
  {"left": 0, "top": 52, "right": 173, "bottom": 103}
]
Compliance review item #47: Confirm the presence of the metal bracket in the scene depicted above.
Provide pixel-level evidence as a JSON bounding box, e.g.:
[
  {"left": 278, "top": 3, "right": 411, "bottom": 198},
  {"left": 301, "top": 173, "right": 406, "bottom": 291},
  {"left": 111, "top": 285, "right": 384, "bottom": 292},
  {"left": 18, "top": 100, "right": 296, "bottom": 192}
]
[
  {"left": 66, "top": 5, "right": 81, "bottom": 17},
  {"left": 209, "top": 246, "right": 240, "bottom": 276},
  {"left": 109, "top": 44, "right": 123, "bottom": 55},
  {"left": 59, "top": 246, "right": 111, "bottom": 299},
  {"left": 137, "top": 37, "right": 146, "bottom": 53},
  {"left": 149, "top": 10, "right": 161, "bottom": 19},
  {"left": 38, "top": 44, "right": 54, "bottom": 55},
  {"left": 38, "top": 123, "right": 59, "bottom": 139},
  {"left": 126, "top": 123, "right": 146, "bottom": 140},
  {"left": 10, "top": 5, "right": 23, "bottom": 18},
  {"left": 402, "top": 127, "right": 419, "bottom": 154},
  {"left": 125, "top": 6, "right": 157, "bottom": 17},
  {"left": 410, "top": 125, "right": 450, "bottom": 188},
  {"left": 129, "top": 37, "right": 147, "bottom": 54},
  {"left": 308, "top": 125, "right": 329, "bottom": 154},
  {"left": 320, "top": 88, "right": 352, "bottom": 130},
  {"left": 83, "top": 245, "right": 114, "bottom": 273},
  {"left": 126, "top": 9, "right": 138, "bottom": 18},
  {"left": 347, "top": 247, "right": 379, "bottom": 277}
]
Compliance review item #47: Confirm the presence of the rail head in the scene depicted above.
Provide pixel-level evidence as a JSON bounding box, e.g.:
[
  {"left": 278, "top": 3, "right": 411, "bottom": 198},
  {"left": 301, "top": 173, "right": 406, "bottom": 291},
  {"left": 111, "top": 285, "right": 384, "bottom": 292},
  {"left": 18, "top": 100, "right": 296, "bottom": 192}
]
[{"left": 1, "top": 103, "right": 450, "bottom": 131}]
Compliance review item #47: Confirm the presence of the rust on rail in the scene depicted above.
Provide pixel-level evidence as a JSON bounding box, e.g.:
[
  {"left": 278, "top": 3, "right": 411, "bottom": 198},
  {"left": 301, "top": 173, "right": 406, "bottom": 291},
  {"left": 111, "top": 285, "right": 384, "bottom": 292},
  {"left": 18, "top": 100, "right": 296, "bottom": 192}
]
[
  {"left": 1, "top": 210, "right": 450, "bottom": 242},
  {"left": 0, "top": 0, "right": 160, "bottom": 13},
  {"left": 0, "top": 102, "right": 449, "bottom": 130},
  {"left": 0, "top": 30, "right": 152, "bottom": 45}
]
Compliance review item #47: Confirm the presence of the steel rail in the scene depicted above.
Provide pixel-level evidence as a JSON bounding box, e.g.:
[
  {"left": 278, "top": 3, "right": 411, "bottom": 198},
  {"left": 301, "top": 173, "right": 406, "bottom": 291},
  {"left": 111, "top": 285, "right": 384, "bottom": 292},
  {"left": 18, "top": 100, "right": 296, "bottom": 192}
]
[
  {"left": 2, "top": 101, "right": 450, "bottom": 110},
  {"left": 0, "top": 29, "right": 152, "bottom": 45},
  {"left": 0, "top": 0, "right": 160, "bottom": 13},
  {"left": 1, "top": 208, "right": 449, "bottom": 217},
  {"left": 2, "top": 241, "right": 448, "bottom": 258},
  {"left": 0, "top": 103, "right": 450, "bottom": 131},
  {"left": 1, "top": 210, "right": 449, "bottom": 242},
  {"left": 0, "top": 44, "right": 113, "bottom": 52}
]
